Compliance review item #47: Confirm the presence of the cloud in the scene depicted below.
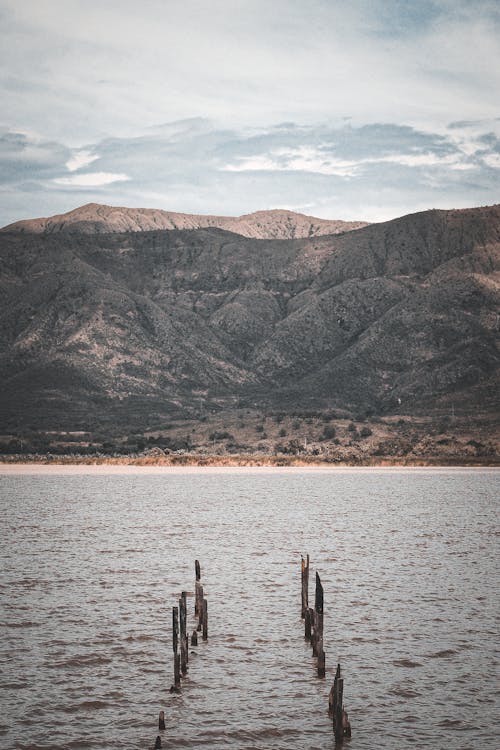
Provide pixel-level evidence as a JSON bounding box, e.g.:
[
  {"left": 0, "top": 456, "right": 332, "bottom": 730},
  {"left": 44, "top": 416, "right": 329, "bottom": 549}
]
[
  {"left": 66, "top": 150, "right": 99, "bottom": 172},
  {"left": 0, "top": 1, "right": 499, "bottom": 144},
  {"left": 53, "top": 171, "right": 130, "bottom": 187},
  {"left": 222, "top": 144, "right": 477, "bottom": 176},
  {"left": 0, "top": 118, "right": 499, "bottom": 226}
]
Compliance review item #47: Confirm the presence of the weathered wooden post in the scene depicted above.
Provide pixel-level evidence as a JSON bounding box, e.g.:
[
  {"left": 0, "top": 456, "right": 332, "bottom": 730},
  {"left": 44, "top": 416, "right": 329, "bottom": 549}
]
[
  {"left": 317, "top": 642, "right": 326, "bottom": 678},
  {"left": 171, "top": 606, "right": 181, "bottom": 691},
  {"left": 172, "top": 606, "right": 179, "bottom": 656},
  {"left": 332, "top": 663, "right": 345, "bottom": 742},
  {"left": 154, "top": 736, "right": 162, "bottom": 749},
  {"left": 197, "top": 584, "right": 204, "bottom": 630},
  {"left": 195, "top": 559, "right": 201, "bottom": 581},
  {"left": 314, "top": 572, "right": 324, "bottom": 662},
  {"left": 183, "top": 590, "right": 189, "bottom": 665},
  {"left": 172, "top": 653, "right": 181, "bottom": 691},
  {"left": 179, "top": 592, "right": 188, "bottom": 675},
  {"left": 301, "top": 554, "right": 310, "bottom": 618},
  {"left": 158, "top": 711, "right": 165, "bottom": 730},
  {"left": 304, "top": 607, "right": 312, "bottom": 641},
  {"left": 191, "top": 629, "right": 198, "bottom": 646},
  {"left": 202, "top": 597, "right": 208, "bottom": 640},
  {"left": 195, "top": 580, "right": 203, "bottom": 617}
]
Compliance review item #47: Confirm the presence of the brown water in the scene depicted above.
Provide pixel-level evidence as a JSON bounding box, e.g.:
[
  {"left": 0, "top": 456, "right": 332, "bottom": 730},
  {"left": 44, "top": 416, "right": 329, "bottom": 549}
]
[{"left": 0, "top": 467, "right": 498, "bottom": 749}]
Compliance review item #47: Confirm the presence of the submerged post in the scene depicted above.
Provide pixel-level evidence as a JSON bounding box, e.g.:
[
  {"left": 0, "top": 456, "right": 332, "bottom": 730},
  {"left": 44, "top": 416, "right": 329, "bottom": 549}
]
[
  {"left": 179, "top": 592, "right": 188, "bottom": 675},
  {"left": 202, "top": 597, "right": 208, "bottom": 640},
  {"left": 171, "top": 606, "right": 181, "bottom": 692},
  {"left": 195, "top": 580, "right": 202, "bottom": 616},
  {"left": 197, "top": 584, "right": 204, "bottom": 630},
  {"left": 301, "top": 554, "right": 310, "bottom": 618},
  {"left": 332, "top": 664, "right": 350, "bottom": 741},
  {"left": 173, "top": 652, "right": 181, "bottom": 690},
  {"left": 304, "top": 607, "right": 312, "bottom": 641},
  {"left": 317, "top": 642, "right": 326, "bottom": 678},
  {"left": 314, "top": 572, "right": 324, "bottom": 661},
  {"left": 158, "top": 711, "right": 165, "bottom": 731},
  {"left": 172, "top": 606, "right": 179, "bottom": 655}
]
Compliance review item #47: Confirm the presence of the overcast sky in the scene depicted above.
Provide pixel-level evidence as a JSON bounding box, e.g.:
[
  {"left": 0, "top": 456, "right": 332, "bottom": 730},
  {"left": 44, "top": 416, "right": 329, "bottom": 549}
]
[{"left": 1, "top": 0, "right": 499, "bottom": 225}]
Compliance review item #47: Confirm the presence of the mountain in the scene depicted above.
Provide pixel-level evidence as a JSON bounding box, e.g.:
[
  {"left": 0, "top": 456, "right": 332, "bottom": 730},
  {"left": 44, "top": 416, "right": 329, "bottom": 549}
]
[
  {"left": 2, "top": 203, "right": 368, "bottom": 239},
  {"left": 0, "top": 203, "right": 498, "bottom": 438}
]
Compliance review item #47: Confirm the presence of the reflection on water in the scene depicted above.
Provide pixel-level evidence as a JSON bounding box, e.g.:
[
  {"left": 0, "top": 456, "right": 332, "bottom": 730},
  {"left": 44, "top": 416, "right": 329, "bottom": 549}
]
[{"left": 0, "top": 467, "right": 498, "bottom": 749}]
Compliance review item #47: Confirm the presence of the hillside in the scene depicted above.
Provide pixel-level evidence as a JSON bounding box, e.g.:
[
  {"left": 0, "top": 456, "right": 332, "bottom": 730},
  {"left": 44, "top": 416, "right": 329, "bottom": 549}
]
[
  {"left": 0, "top": 203, "right": 498, "bottom": 453},
  {"left": 2, "top": 204, "right": 368, "bottom": 239}
]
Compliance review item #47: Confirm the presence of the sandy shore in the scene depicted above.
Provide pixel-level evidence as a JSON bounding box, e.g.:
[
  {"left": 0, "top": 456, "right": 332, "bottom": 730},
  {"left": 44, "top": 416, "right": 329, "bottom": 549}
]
[{"left": 0, "top": 461, "right": 498, "bottom": 475}]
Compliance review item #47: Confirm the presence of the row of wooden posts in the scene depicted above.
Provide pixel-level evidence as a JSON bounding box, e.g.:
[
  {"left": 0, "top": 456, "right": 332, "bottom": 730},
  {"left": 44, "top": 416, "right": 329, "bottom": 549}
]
[
  {"left": 154, "top": 560, "right": 208, "bottom": 749},
  {"left": 301, "top": 554, "right": 352, "bottom": 743}
]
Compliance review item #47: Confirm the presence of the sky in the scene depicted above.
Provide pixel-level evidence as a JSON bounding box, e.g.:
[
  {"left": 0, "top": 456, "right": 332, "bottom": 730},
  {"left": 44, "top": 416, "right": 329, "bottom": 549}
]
[{"left": 1, "top": 0, "right": 499, "bottom": 225}]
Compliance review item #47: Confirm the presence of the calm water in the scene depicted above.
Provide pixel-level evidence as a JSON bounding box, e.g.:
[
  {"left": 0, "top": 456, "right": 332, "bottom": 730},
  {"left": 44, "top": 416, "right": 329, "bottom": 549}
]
[{"left": 0, "top": 467, "right": 498, "bottom": 750}]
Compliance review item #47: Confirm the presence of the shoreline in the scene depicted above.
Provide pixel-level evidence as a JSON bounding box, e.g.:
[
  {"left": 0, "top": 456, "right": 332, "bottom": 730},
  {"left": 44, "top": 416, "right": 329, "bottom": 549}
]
[{"left": 0, "top": 453, "right": 498, "bottom": 471}]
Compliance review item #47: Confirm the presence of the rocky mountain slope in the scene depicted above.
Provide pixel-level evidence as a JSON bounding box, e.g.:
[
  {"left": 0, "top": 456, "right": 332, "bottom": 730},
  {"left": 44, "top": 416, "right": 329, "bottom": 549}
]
[
  {"left": 0, "top": 203, "right": 498, "bottom": 433},
  {"left": 2, "top": 203, "right": 368, "bottom": 239}
]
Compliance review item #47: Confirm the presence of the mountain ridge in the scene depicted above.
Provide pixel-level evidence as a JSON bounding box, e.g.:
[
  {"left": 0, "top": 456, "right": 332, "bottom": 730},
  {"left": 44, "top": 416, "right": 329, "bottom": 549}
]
[
  {"left": 1, "top": 203, "right": 369, "bottom": 239},
  {"left": 0, "top": 202, "right": 498, "bottom": 446}
]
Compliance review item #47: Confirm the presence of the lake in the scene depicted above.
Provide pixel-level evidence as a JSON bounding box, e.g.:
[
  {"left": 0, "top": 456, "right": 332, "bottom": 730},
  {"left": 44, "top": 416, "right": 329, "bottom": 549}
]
[{"left": 0, "top": 466, "right": 498, "bottom": 749}]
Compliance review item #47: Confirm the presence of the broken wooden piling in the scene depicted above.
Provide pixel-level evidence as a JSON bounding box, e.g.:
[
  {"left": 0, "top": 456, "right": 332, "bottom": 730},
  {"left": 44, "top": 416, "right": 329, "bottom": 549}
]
[
  {"left": 331, "top": 663, "right": 351, "bottom": 742},
  {"left": 304, "top": 606, "right": 312, "bottom": 641},
  {"left": 301, "top": 554, "right": 309, "bottom": 618},
  {"left": 202, "top": 597, "right": 208, "bottom": 640},
  {"left": 313, "top": 573, "right": 324, "bottom": 667},
  {"left": 172, "top": 606, "right": 179, "bottom": 655},
  {"left": 197, "top": 583, "right": 204, "bottom": 630},
  {"left": 179, "top": 592, "right": 188, "bottom": 675},
  {"left": 158, "top": 710, "right": 165, "bottom": 731}
]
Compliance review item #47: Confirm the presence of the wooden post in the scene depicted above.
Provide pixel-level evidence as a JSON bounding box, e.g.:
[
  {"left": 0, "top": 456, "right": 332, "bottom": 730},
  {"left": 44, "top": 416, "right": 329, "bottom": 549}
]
[
  {"left": 195, "top": 559, "right": 201, "bottom": 581},
  {"left": 313, "top": 573, "right": 324, "bottom": 657},
  {"left": 191, "top": 629, "right": 198, "bottom": 646},
  {"left": 197, "top": 584, "right": 204, "bottom": 630},
  {"left": 301, "top": 554, "right": 309, "bottom": 618},
  {"left": 174, "top": 652, "right": 181, "bottom": 689},
  {"left": 202, "top": 598, "right": 208, "bottom": 640},
  {"left": 179, "top": 593, "right": 187, "bottom": 675},
  {"left": 154, "top": 736, "right": 162, "bottom": 749},
  {"left": 158, "top": 710, "right": 165, "bottom": 730},
  {"left": 317, "top": 640, "right": 326, "bottom": 678},
  {"left": 315, "top": 572, "right": 324, "bottom": 615},
  {"left": 172, "top": 606, "right": 179, "bottom": 655},
  {"left": 332, "top": 663, "right": 344, "bottom": 741},
  {"left": 195, "top": 580, "right": 201, "bottom": 615},
  {"left": 304, "top": 607, "right": 312, "bottom": 641}
]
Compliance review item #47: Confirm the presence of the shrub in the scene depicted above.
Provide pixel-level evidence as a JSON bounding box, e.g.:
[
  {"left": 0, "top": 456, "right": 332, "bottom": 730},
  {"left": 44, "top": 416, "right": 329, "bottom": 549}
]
[
  {"left": 278, "top": 428, "right": 287, "bottom": 437},
  {"left": 321, "top": 425, "right": 336, "bottom": 440},
  {"left": 360, "top": 426, "right": 373, "bottom": 438},
  {"left": 209, "top": 431, "right": 234, "bottom": 441}
]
